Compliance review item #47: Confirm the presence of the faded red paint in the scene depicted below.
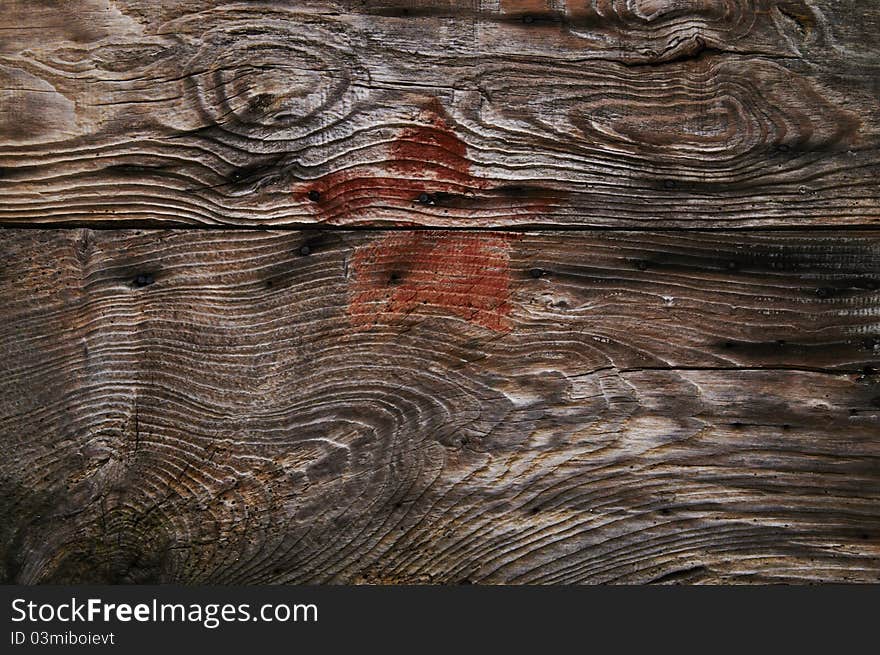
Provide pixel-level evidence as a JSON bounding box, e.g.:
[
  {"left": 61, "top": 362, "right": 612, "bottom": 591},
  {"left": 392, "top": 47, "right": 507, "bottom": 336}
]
[
  {"left": 386, "top": 99, "right": 480, "bottom": 188},
  {"left": 499, "top": 0, "right": 553, "bottom": 15},
  {"left": 292, "top": 97, "right": 561, "bottom": 223},
  {"left": 349, "top": 232, "right": 517, "bottom": 333},
  {"left": 292, "top": 99, "right": 488, "bottom": 221},
  {"left": 291, "top": 97, "right": 555, "bottom": 332}
]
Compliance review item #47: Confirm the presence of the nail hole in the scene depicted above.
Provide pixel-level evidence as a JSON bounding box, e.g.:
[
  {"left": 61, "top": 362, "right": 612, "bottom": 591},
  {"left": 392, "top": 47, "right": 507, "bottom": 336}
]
[
  {"left": 133, "top": 273, "right": 154, "bottom": 288},
  {"left": 307, "top": 189, "right": 321, "bottom": 202}
]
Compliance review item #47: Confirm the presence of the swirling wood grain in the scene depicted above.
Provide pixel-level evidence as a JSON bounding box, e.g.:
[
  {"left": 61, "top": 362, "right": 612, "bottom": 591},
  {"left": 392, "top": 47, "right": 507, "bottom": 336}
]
[
  {"left": 0, "top": 0, "right": 877, "bottom": 227},
  {"left": 1, "top": 228, "right": 877, "bottom": 583}
]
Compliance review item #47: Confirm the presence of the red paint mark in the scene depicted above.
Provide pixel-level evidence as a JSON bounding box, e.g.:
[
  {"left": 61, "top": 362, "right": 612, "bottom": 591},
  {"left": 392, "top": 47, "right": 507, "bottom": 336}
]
[
  {"left": 290, "top": 97, "right": 559, "bottom": 332},
  {"left": 499, "top": 0, "right": 553, "bottom": 15},
  {"left": 349, "top": 232, "right": 517, "bottom": 332},
  {"left": 386, "top": 98, "right": 479, "bottom": 189},
  {"left": 292, "top": 100, "right": 488, "bottom": 223}
]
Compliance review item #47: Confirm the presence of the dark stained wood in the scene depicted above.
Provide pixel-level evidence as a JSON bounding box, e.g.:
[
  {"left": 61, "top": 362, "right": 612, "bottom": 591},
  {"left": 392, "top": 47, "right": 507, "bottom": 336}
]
[
  {"left": 1, "top": 228, "right": 878, "bottom": 583},
  {"left": 1, "top": 1, "right": 879, "bottom": 227}
]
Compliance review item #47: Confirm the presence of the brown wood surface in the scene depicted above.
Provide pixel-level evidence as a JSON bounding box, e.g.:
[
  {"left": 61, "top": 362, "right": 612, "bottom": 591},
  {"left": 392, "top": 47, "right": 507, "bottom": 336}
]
[
  {"left": 1, "top": 228, "right": 878, "bottom": 583},
  {"left": 1, "top": 1, "right": 879, "bottom": 585},
  {"left": 1, "top": 0, "right": 879, "bottom": 228}
]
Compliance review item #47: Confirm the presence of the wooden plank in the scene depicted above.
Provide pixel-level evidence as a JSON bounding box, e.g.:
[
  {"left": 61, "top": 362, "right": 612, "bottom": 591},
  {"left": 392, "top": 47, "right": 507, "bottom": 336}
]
[
  {"left": 1, "top": 1, "right": 879, "bottom": 227},
  {"left": 1, "top": 228, "right": 878, "bottom": 583}
]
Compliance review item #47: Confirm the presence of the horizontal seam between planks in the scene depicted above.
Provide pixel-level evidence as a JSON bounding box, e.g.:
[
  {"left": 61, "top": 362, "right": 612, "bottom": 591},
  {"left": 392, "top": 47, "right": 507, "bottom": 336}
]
[{"left": 3, "top": 223, "right": 880, "bottom": 233}]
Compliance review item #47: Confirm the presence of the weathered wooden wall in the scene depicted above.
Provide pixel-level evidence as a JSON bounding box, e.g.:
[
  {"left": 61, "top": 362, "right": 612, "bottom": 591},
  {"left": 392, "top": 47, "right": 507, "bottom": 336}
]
[{"left": 1, "top": 1, "right": 878, "bottom": 583}]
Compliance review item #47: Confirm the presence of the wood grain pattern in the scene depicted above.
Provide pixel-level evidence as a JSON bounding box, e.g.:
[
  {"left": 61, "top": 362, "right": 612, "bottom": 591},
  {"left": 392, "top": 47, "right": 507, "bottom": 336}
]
[
  {"left": 1, "top": 0, "right": 879, "bottom": 227},
  {"left": 1, "top": 228, "right": 878, "bottom": 583}
]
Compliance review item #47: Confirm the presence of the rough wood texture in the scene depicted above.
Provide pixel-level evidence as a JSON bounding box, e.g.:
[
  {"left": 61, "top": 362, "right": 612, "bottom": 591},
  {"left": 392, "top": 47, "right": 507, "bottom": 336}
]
[
  {"left": 1, "top": 228, "right": 878, "bottom": 583},
  {"left": 1, "top": 1, "right": 879, "bottom": 227},
  {"left": 2, "top": 1, "right": 879, "bottom": 585}
]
